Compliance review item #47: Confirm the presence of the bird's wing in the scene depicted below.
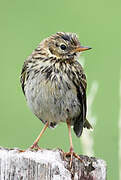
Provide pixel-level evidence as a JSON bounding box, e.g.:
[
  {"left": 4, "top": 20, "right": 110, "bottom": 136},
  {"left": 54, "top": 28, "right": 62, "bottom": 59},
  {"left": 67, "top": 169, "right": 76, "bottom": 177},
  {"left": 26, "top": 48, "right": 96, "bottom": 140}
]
[
  {"left": 20, "top": 61, "right": 28, "bottom": 95},
  {"left": 73, "top": 62, "right": 87, "bottom": 137}
]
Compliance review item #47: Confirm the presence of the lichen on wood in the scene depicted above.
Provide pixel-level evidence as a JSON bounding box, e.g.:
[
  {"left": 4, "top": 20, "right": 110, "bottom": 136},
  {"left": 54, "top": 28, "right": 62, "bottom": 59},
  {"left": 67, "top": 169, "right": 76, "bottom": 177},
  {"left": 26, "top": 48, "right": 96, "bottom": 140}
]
[{"left": 0, "top": 147, "right": 106, "bottom": 180}]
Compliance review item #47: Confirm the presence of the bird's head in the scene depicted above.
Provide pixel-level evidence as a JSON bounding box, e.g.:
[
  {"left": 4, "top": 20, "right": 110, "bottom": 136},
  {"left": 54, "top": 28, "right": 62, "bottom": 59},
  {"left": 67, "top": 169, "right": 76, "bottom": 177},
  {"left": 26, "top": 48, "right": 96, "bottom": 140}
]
[{"left": 42, "top": 32, "right": 91, "bottom": 61}]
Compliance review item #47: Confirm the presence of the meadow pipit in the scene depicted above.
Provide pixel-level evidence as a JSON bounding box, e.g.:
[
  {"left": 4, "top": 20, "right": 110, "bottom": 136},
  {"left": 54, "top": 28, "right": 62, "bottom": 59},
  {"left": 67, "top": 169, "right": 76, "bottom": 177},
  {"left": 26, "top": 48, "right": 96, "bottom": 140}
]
[{"left": 20, "top": 32, "right": 92, "bottom": 166}]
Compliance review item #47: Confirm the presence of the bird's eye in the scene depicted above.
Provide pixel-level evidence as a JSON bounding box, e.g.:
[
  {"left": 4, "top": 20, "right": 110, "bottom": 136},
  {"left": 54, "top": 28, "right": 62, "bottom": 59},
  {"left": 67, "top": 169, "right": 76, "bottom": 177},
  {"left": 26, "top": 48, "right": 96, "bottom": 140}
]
[{"left": 60, "top": 44, "right": 67, "bottom": 50}]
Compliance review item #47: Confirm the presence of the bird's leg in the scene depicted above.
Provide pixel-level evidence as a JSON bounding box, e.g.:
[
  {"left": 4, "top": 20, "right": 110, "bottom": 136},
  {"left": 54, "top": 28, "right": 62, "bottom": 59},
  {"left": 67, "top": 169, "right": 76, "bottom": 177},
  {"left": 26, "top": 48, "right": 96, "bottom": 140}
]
[
  {"left": 67, "top": 120, "right": 73, "bottom": 167},
  {"left": 64, "top": 120, "right": 83, "bottom": 167},
  {"left": 30, "top": 122, "right": 49, "bottom": 150}
]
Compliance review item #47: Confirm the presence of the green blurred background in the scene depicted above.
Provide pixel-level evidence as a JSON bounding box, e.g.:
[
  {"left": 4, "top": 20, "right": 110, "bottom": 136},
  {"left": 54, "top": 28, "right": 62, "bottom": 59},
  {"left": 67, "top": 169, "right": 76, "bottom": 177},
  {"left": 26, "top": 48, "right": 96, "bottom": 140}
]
[{"left": 0, "top": 0, "right": 120, "bottom": 179}]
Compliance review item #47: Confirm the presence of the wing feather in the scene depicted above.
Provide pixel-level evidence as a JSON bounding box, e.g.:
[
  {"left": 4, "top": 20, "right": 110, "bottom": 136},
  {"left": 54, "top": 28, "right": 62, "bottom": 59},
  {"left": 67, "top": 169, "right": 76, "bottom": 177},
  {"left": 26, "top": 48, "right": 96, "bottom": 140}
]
[
  {"left": 20, "top": 61, "right": 28, "bottom": 95},
  {"left": 73, "top": 62, "right": 87, "bottom": 137}
]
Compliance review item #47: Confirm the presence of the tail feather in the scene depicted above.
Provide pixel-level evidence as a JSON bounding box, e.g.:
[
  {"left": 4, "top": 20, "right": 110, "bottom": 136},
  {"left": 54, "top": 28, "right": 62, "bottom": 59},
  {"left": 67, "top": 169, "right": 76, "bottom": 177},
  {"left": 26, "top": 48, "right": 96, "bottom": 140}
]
[
  {"left": 73, "top": 118, "right": 92, "bottom": 138},
  {"left": 73, "top": 115, "right": 84, "bottom": 137},
  {"left": 83, "top": 119, "right": 93, "bottom": 129}
]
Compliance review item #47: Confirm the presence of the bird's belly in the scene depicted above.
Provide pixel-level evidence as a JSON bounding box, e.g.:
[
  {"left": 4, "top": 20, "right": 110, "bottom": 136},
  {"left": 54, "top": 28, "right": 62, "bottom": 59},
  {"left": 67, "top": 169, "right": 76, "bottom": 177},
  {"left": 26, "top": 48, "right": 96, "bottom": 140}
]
[{"left": 25, "top": 75, "right": 81, "bottom": 126}]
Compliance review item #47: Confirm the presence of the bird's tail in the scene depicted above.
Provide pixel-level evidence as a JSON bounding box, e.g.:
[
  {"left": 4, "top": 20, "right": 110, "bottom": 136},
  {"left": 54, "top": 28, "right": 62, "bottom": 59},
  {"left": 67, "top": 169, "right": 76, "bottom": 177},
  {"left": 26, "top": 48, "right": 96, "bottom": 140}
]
[
  {"left": 83, "top": 119, "right": 93, "bottom": 129},
  {"left": 73, "top": 118, "right": 93, "bottom": 138}
]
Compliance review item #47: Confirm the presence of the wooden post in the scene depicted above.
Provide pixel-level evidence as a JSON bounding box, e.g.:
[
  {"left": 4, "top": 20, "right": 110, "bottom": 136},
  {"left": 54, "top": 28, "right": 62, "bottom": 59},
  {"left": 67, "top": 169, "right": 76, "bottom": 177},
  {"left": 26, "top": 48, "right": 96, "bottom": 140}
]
[{"left": 0, "top": 147, "right": 106, "bottom": 180}]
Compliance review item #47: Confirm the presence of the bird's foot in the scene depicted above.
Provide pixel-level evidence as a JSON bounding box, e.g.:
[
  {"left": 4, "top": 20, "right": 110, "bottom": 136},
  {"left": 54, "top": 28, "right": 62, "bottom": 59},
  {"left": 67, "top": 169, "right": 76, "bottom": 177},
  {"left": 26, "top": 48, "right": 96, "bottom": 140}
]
[
  {"left": 18, "top": 149, "right": 26, "bottom": 153},
  {"left": 63, "top": 147, "right": 83, "bottom": 168},
  {"left": 17, "top": 143, "right": 41, "bottom": 153},
  {"left": 29, "top": 142, "right": 41, "bottom": 150}
]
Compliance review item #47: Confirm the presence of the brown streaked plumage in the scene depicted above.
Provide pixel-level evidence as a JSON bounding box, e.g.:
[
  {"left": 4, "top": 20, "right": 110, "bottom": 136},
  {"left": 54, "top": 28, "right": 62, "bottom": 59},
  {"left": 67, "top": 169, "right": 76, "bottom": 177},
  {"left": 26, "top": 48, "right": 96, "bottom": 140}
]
[{"left": 20, "top": 32, "right": 92, "bottom": 167}]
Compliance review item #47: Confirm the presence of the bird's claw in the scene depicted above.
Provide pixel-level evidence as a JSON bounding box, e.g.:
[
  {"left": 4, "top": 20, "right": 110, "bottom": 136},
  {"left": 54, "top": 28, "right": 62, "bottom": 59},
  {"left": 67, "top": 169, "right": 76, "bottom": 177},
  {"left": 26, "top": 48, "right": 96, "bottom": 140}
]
[
  {"left": 16, "top": 143, "right": 41, "bottom": 153},
  {"left": 29, "top": 143, "right": 41, "bottom": 150},
  {"left": 18, "top": 149, "right": 26, "bottom": 153},
  {"left": 62, "top": 148, "right": 83, "bottom": 168}
]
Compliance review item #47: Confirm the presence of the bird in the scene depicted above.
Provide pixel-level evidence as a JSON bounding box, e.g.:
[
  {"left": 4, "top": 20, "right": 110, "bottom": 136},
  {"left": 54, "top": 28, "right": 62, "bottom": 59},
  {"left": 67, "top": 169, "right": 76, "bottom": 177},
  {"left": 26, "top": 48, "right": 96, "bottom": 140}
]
[{"left": 20, "top": 32, "right": 92, "bottom": 167}]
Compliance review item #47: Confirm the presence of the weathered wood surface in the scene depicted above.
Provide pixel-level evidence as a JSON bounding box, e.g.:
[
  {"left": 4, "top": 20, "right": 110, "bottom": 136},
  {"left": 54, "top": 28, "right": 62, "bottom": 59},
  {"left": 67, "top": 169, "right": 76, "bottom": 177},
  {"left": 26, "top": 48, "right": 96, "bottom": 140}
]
[{"left": 0, "top": 147, "right": 106, "bottom": 180}]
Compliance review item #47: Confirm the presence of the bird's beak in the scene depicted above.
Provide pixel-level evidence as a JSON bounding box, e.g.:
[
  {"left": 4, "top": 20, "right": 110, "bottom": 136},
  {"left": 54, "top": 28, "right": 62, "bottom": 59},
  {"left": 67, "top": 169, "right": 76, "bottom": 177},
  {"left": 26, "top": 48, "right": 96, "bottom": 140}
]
[{"left": 74, "top": 46, "right": 92, "bottom": 53}]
